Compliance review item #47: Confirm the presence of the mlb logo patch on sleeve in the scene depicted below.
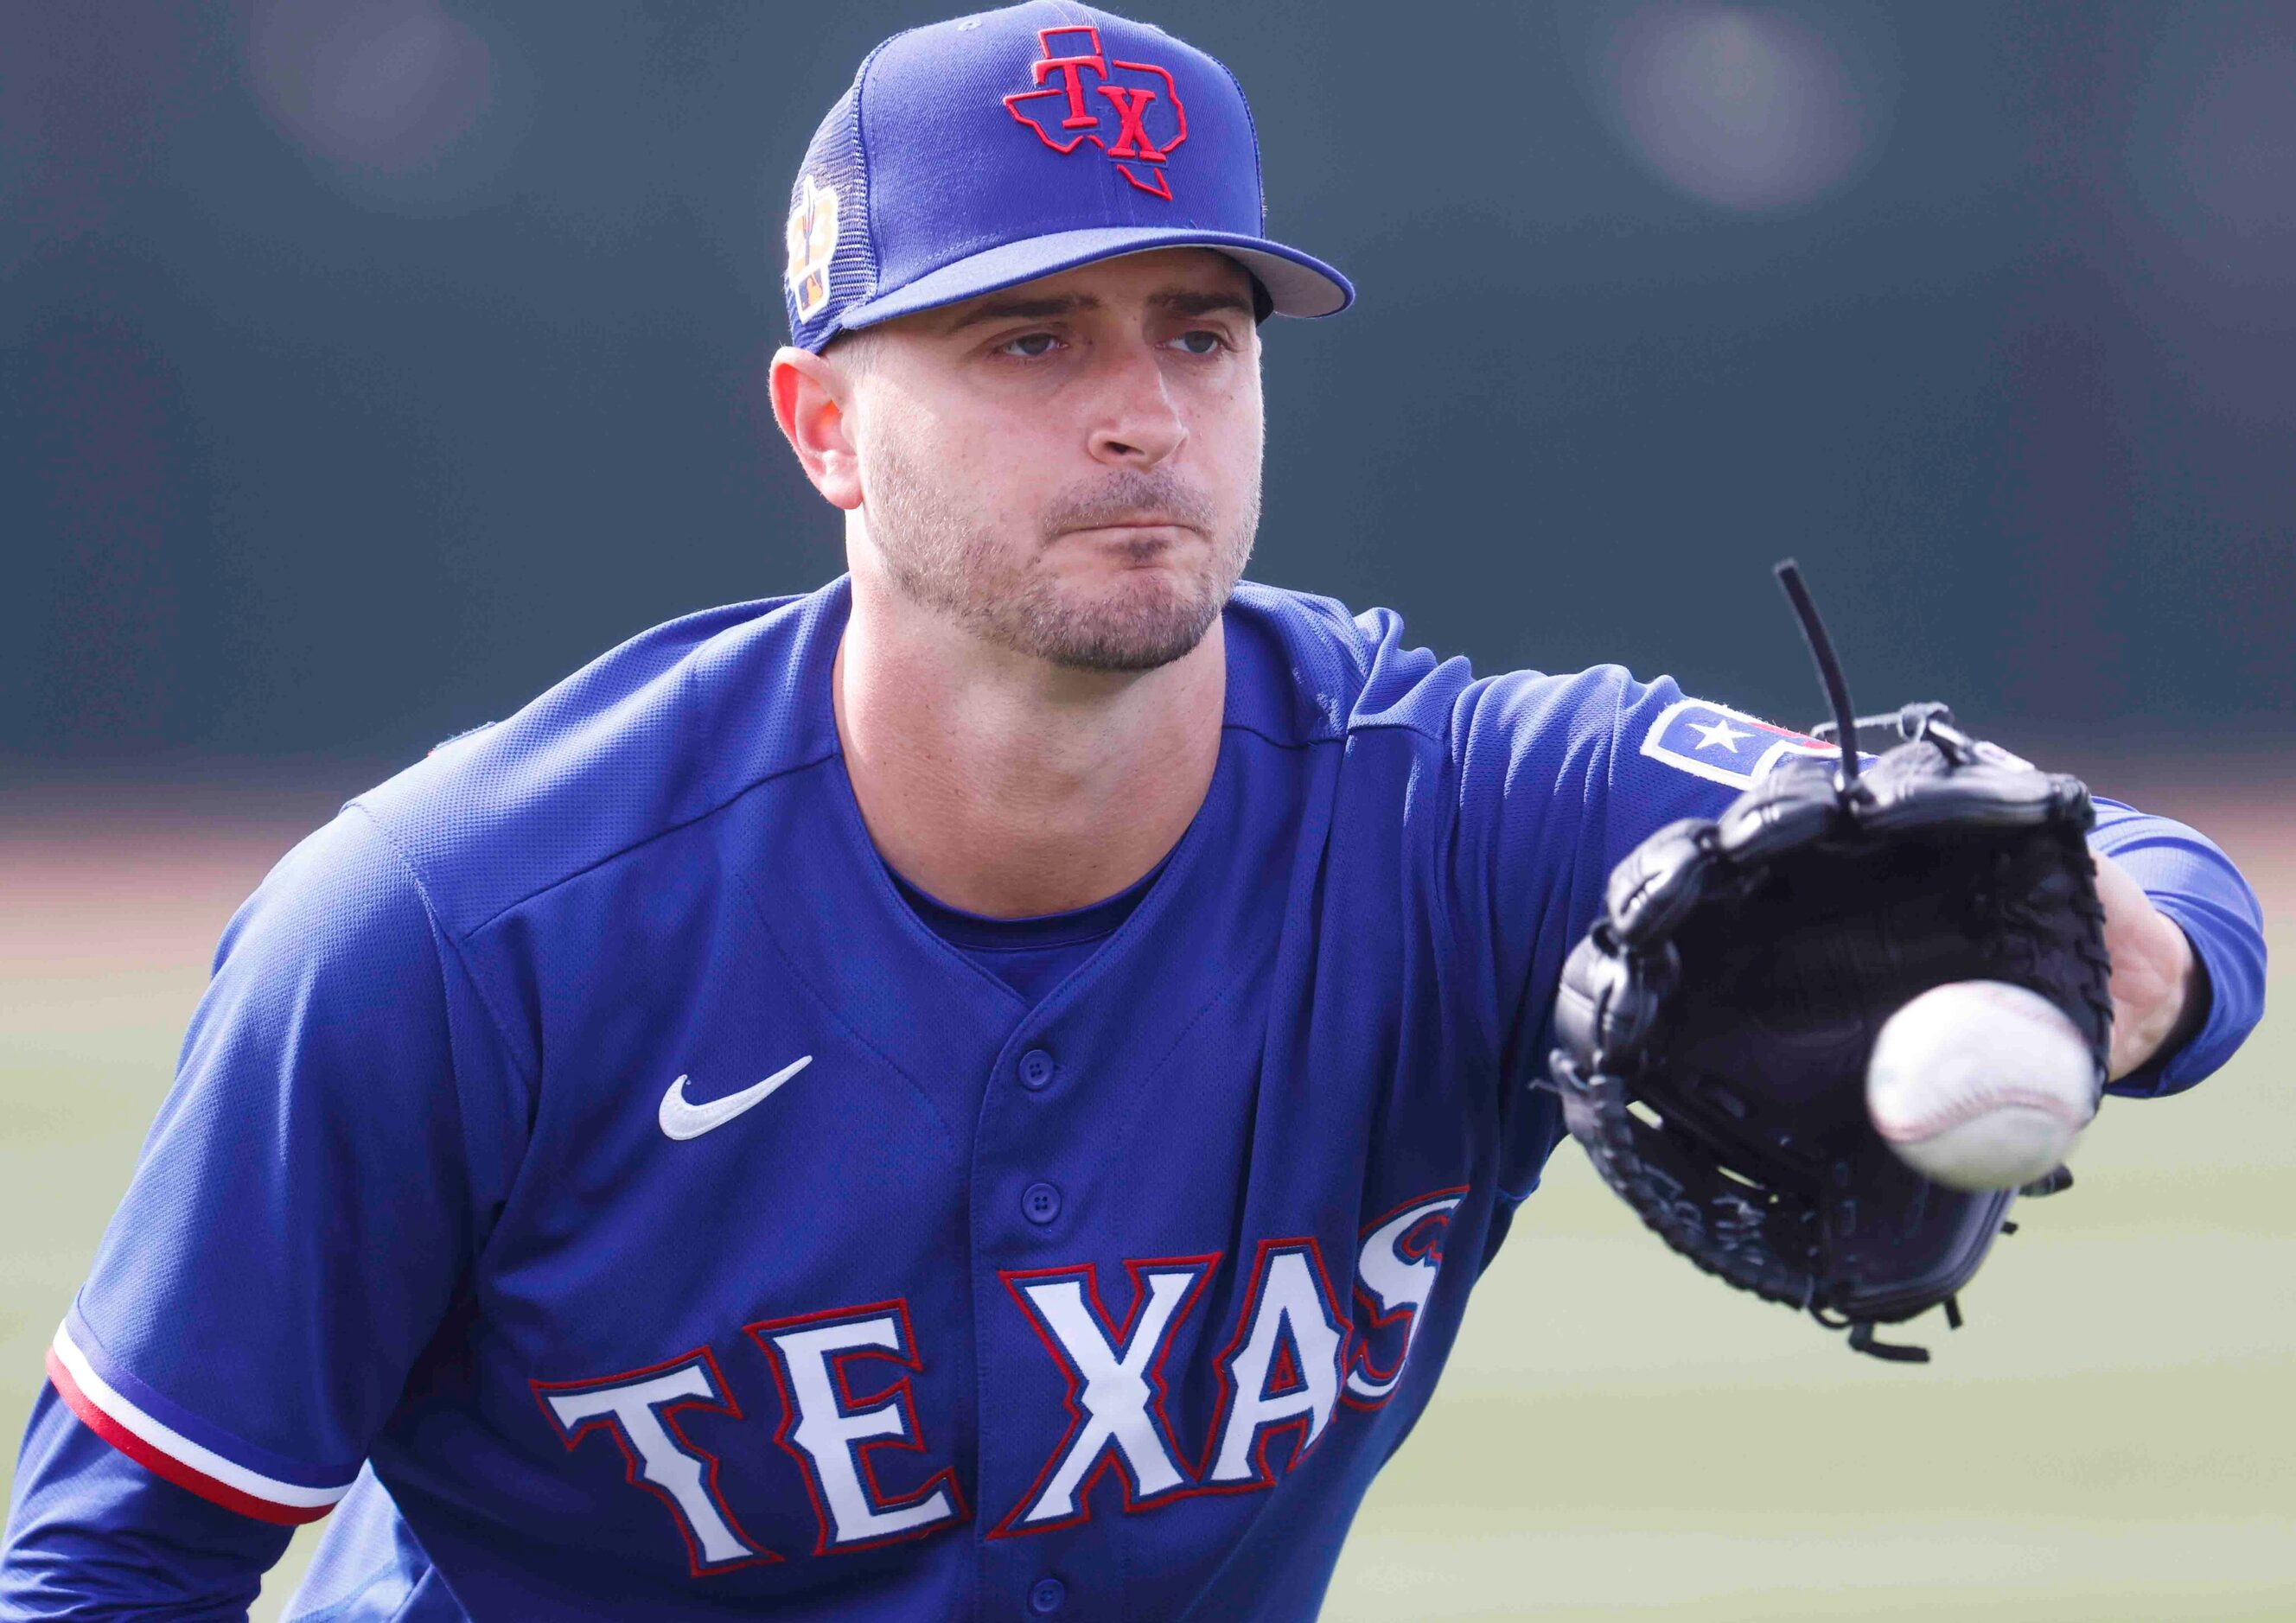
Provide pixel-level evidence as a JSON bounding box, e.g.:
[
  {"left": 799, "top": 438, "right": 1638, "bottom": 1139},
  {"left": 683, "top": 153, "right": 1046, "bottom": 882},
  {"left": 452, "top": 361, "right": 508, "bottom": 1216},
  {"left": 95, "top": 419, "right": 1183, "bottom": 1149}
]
[{"left": 1639, "top": 698, "right": 1838, "bottom": 789}]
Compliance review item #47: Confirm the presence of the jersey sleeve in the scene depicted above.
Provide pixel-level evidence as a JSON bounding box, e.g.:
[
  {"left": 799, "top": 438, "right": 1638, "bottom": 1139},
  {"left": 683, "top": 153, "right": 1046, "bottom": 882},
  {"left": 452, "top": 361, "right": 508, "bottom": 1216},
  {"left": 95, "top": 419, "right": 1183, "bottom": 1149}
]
[
  {"left": 1445, "top": 665, "right": 1748, "bottom": 1200},
  {"left": 32, "top": 805, "right": 520, "bottom": 1529}
]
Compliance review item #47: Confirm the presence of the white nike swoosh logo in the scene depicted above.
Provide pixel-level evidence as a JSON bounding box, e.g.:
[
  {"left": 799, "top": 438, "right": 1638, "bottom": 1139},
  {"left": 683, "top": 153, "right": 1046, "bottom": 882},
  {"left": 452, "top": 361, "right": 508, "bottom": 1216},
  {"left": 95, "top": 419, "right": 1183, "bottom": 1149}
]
[{"left": 658, "top": 1056, "right": 813, "bottom": 1142}]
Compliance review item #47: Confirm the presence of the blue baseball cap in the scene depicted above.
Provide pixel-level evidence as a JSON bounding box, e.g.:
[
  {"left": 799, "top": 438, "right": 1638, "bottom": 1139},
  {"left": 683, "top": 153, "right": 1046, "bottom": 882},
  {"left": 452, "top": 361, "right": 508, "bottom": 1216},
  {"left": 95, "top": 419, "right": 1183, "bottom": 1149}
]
[{"left": 781, "top": 2, "right": 1354, "bottom": 353}]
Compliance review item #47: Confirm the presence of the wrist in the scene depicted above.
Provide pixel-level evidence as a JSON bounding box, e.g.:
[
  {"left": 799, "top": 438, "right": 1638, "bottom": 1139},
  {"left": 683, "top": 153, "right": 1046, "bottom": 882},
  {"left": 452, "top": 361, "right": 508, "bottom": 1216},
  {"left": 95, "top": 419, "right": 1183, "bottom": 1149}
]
[{"left": 2108, "top": 910, "right": 2204, "bottom": 1081}]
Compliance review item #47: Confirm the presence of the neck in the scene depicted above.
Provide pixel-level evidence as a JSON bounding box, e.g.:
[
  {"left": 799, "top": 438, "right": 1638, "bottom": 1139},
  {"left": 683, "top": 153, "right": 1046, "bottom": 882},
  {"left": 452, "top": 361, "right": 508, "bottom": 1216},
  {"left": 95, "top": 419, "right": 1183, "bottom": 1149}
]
[{"left": 832, "top": 564, "right": 1227, "bottom": 919}]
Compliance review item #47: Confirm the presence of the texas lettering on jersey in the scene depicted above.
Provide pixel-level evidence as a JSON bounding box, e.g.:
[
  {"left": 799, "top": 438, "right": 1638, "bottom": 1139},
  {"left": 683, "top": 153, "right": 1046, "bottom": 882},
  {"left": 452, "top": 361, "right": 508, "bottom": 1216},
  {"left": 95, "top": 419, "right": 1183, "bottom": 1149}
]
[{"left": 527, "top": 1189, "right": 1461, "bottom": 1574}]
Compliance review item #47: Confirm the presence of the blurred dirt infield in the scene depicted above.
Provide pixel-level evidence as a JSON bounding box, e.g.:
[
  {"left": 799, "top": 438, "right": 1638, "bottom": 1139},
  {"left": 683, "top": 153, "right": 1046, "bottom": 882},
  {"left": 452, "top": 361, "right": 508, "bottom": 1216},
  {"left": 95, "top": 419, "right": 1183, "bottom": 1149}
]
[{"left": 3, "top": 761, "right": 2286, "bottom": 1620}]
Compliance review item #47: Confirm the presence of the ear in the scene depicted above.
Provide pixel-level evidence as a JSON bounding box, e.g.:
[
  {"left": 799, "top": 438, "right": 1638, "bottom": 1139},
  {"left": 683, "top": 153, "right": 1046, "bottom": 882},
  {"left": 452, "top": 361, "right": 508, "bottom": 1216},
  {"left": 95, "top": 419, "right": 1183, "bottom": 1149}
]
[{"left": 769, "top": 345, "right": 864, "bottom": 511}]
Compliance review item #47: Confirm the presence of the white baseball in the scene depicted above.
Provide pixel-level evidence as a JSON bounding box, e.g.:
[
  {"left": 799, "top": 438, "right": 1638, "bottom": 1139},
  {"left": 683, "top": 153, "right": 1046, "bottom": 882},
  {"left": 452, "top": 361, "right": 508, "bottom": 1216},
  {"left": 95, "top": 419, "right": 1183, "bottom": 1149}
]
[{"left": 1866, "top": 980, "right": 2099, "bottom": 1193}]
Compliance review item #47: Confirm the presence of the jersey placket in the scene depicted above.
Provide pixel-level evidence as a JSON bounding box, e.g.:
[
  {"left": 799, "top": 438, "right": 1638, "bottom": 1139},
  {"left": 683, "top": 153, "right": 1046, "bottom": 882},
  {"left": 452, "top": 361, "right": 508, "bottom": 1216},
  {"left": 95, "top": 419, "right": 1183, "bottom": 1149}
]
[{"left": 963, "top": 726, "right": 1336, "bottom": 1619}]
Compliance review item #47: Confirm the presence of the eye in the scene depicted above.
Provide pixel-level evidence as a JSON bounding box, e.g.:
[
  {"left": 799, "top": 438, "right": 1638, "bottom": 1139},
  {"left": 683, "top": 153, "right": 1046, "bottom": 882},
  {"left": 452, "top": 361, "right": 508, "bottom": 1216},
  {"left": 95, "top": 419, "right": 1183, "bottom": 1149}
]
[
  {"left": 997, "top": 332, "right": 1063, "bottom": 359},
  {"left": 1170, "top": 329, "right": 1227, "bottom": 356}
]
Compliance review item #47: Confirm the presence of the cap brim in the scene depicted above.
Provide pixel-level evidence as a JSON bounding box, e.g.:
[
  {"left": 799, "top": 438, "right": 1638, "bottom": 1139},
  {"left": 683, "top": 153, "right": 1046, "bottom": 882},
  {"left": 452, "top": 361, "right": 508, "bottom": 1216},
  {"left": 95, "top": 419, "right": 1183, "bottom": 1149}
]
[{"left": 832, "top": 227, "right": 1352, "bottom": 341}]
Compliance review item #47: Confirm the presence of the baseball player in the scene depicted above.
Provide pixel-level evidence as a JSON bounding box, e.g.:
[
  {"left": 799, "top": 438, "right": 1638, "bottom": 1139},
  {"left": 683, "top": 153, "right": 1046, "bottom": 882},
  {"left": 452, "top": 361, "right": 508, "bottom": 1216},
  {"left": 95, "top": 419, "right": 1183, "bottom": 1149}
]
[{"left": 3, "top": 6, "right": 2264, "bottom": 1620}]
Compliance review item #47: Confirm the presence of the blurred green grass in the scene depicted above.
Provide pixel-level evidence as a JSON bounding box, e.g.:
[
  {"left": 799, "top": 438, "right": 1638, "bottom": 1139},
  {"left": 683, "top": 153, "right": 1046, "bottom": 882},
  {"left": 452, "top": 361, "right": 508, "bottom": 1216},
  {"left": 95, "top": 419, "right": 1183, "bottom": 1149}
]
[{"left": 3, "top": 774, "right": 2287, "bottom": 1620}]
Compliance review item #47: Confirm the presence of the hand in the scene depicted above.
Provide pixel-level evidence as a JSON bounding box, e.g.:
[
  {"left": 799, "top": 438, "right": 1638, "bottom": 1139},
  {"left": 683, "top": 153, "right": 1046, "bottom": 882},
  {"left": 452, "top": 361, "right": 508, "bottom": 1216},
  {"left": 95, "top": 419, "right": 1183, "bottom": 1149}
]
[{"left": 2093, "top": 851, "right": 2204, "bottom": 1079}]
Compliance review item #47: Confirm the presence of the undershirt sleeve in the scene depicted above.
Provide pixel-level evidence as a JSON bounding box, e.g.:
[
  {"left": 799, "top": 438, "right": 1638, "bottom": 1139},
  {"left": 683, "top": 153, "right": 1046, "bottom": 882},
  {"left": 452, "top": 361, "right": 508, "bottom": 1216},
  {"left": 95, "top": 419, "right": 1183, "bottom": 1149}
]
[{"left": 2087, "top": 796, "right": 2267, "bottom": 1098}]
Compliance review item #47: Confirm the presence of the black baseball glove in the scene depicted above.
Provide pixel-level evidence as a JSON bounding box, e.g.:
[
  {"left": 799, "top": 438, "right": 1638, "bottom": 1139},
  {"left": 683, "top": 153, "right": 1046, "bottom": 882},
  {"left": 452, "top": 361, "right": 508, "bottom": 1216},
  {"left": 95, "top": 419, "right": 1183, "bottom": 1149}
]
[{"left": 1542, "top": 566, "right": 2114, "bottom": 1359}]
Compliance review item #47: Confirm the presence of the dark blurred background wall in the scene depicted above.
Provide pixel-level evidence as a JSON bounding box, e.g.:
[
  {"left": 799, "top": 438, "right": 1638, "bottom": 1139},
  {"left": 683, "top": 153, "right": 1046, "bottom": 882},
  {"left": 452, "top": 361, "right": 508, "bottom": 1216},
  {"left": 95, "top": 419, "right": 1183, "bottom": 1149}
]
[{"left": 5, "top": 0, "right": 2292, "bottom": 770}]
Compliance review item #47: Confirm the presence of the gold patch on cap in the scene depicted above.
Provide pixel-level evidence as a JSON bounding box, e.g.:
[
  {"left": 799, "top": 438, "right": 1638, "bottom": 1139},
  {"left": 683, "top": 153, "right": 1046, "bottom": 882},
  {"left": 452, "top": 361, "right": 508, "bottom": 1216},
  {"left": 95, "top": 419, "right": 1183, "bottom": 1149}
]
[{"left": 785, "top": 175, "right": 840, "bottom": 321}]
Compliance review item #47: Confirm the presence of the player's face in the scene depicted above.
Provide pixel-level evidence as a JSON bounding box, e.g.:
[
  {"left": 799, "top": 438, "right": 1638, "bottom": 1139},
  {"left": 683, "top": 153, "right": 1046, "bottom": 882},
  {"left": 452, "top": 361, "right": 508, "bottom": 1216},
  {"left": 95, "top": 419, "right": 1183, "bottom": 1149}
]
[{"left": 842, "top": 249, "right": 1264, "bottom": 672}]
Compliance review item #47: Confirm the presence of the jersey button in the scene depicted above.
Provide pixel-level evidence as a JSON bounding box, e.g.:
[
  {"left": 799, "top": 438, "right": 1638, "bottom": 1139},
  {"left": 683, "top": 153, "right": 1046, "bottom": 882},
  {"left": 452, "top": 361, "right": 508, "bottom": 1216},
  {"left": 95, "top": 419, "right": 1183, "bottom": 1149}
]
[
  {"left": 1022, "top": 1181, "right": 1062, "bottom": 1225},
  {"left": 1028, "top": 1576, "right": 1067, "bottom": 1613},
  {"left": 1017, "top": 1047, "right": 1058, "bottom": 1091}
]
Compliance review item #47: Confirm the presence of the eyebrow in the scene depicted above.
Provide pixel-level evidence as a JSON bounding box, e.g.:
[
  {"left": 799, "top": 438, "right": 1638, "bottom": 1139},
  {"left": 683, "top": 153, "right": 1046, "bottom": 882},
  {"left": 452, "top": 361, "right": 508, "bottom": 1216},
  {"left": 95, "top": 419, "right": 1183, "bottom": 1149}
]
[
  {"left": 1150, "top": 289, "right": 1254, "bottom": 319},
  {"left": 941, "top": 293, "right": 1101, "bottom": 334},
  {"left": 939, "top": 286, "right": 1254, "bottom": 334}
]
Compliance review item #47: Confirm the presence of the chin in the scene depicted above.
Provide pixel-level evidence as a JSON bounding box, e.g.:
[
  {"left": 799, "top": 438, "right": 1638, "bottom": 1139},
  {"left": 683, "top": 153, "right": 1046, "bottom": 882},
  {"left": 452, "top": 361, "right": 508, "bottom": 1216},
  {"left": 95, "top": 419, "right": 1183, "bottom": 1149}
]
[{"left": 1012, "top": 569, "right": 1229, "bottom": 673}]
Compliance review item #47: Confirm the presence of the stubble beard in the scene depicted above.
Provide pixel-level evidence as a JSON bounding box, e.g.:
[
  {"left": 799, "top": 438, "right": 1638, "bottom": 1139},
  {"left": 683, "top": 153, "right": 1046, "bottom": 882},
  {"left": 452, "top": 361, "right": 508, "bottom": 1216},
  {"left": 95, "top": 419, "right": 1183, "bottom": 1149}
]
[{"left": 861, "top": 435, "right": 1258, "bottom": 673}]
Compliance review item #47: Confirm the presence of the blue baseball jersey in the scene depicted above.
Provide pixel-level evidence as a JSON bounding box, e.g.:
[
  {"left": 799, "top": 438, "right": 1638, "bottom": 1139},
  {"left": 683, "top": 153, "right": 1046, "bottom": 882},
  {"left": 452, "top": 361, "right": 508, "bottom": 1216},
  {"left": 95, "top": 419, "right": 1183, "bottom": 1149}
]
[{"left": 7, "top": 579, "right": 2266, "bottom": 1620}]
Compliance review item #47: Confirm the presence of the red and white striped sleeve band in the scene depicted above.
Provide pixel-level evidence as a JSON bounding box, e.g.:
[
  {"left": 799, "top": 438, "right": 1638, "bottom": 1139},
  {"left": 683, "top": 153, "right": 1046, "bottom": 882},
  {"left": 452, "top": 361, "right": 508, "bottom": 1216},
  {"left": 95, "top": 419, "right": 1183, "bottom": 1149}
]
[{"left": 46, "top": 1320, "right": 354, "bottom": 1524}]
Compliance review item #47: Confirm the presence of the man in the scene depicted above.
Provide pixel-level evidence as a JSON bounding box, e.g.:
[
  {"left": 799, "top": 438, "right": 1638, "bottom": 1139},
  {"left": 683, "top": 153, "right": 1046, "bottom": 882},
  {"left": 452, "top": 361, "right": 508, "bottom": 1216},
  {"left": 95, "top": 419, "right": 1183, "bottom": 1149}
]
[{"left": 2, "top": 5, "right": 2263, "bottom": 1619}]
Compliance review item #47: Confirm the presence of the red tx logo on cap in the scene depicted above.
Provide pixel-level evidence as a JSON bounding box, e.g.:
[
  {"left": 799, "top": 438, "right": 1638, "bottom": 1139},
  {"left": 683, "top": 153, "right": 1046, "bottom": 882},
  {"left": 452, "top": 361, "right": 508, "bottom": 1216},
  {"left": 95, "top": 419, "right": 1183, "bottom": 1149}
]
[{"left": 1003, "top": 26, "right": 1189, "bottom": 200}]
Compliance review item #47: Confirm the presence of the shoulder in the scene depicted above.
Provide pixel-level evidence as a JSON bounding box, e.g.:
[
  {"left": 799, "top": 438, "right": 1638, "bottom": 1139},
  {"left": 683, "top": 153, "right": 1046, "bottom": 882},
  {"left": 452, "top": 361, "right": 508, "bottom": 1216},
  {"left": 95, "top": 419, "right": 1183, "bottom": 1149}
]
[
  {"left": 1221, "top": 581, "right": 1652, "bottom": 753},
  {"left": 1221, "top": 581, "right": 1460, "bottom": 745},
  {"left": 346, "top": 580, "right": 851, "bottom": 937},
  {"left": 1223, "top": 583, "right": 1834, "bottom": 799}
]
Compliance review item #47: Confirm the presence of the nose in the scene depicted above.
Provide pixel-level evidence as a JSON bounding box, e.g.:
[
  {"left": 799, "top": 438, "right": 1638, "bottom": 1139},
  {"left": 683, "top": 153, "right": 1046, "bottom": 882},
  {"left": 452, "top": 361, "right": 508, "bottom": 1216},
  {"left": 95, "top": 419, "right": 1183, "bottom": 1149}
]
[{"left": 1086, "top": 339, "right": 1187, "bottom": 470}]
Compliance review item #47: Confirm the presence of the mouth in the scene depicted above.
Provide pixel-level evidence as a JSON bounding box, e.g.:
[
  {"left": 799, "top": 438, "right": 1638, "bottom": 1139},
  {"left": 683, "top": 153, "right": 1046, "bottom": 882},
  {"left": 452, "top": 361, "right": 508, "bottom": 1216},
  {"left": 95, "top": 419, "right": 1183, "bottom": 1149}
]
[{"left": 1061, "top": 514, "right": 1199, "bottom": 538}]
